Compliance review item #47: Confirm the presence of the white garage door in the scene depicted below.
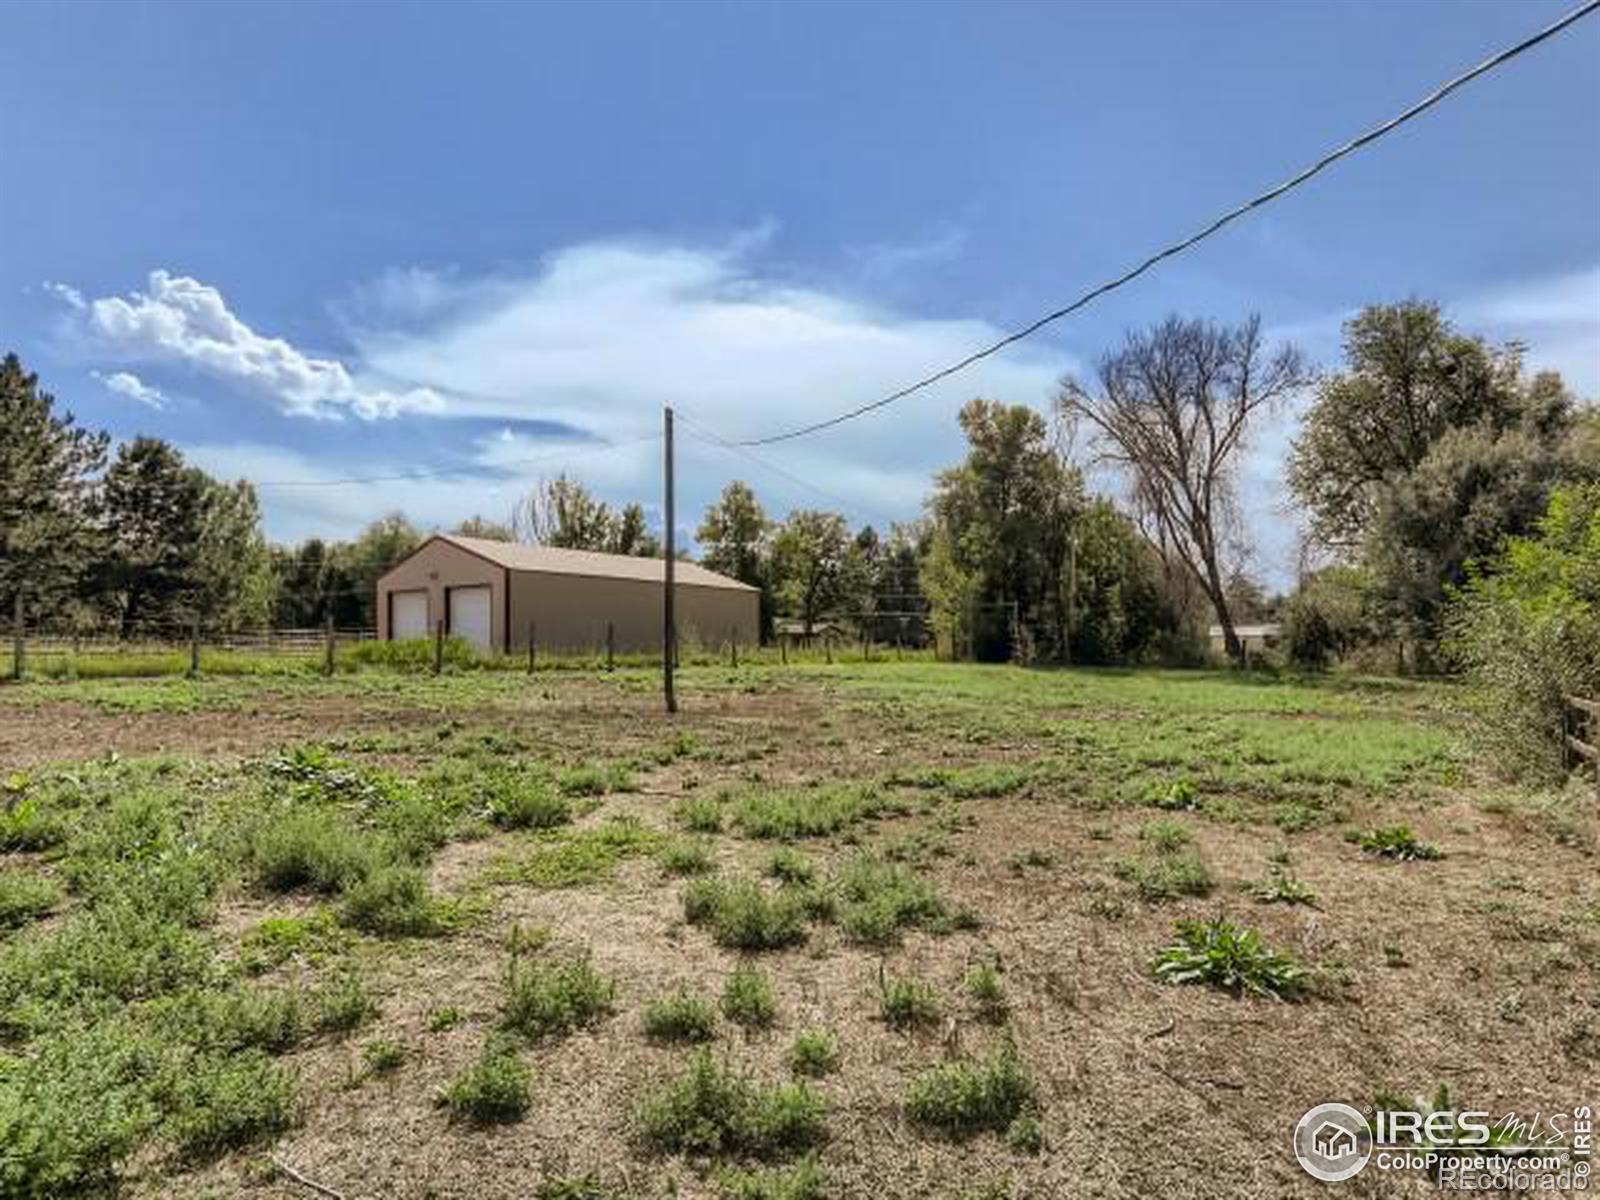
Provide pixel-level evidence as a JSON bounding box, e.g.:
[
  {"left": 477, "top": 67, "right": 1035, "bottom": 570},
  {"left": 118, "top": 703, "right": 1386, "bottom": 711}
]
[
  {"left": 390, "top": 591, "right": 429, "bottom": 640},
  {"left": 449, "top": 586, "right": 493, "bottom": 651}
]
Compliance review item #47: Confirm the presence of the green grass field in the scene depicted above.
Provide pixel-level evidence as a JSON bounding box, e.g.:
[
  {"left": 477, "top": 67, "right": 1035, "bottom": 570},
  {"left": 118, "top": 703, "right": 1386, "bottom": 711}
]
[{"left": 0, "top": 661, "right": 1591, "bottom": 1198}]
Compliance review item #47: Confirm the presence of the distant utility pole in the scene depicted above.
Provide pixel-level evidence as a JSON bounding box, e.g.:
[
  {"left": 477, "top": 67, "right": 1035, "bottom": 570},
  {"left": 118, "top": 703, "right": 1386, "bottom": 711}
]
[{"left": 663, "top": 406, "right": 678, "bottom": 714}]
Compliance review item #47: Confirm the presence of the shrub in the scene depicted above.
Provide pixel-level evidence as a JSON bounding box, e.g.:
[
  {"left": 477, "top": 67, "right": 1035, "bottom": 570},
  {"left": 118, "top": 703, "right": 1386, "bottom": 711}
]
[
  {"left": 439, "top": 1035, "right": 532, "bottom": 1123},
  {"left": 721, "top": 964, "right": 777, "bottom": 1028},
  {"left": 1152, "top": 918, "right": 1303, "bottom": 999},
  {"left": 658, "top": 838, "right": 717, "bottom": 877},
  {"left": 642, "top": 990, "right": 717, "bottom": 1043},
  {"left": 717, "top": 1157, "right": 825, "bottom": 1200},
  {"left": 905, "top": 1040, "right": 1035, "bottom": 1136},
  {"left": 1447, "top": 484, "right": 1600, "bottom": 782},
  {"left": 1005, "top": 1114, "right": 1044, "bottom": 1155},
  {"left": 787, "top": 1029, "right": 839, "bottom": 1078},
  {"left": 1349, "top": 825, "right": 1441, "bottom": 861},
  {"left": 502, "top": 953, "right": 615, "bottom": 1041},
  {"left": 637, "top": 1049, "right": 826, "bottom": 1159},
  {"left": 683, "top": 878, "right": 808, "bottom": 951},
  {"left": 879, "top": 975, "right": 941, "bottom": 1029},
  {"left": 0, "top": 869, "right": 62, "bottom": 929},
  {"left": 340, "top": 865, "right": 441, "bottom": 936}
]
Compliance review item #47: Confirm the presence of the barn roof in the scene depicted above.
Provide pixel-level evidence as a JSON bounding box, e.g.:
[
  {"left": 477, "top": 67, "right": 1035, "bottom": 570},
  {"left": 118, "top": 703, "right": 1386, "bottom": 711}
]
[{"left": 405, "top": 534, "right": 758, "bottom": 591}]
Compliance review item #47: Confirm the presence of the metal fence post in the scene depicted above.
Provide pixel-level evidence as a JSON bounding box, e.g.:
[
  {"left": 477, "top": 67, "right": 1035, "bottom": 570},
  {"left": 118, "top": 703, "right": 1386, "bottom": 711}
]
[
  {"left": 527, "top": 620, "right": 536, "bottom": 675},
  {"left": 10, "top": 591, "right": 22, "bottom": 682},
  {"left": 434, "top": 619, "right": 444, "bottom": 675},
  {"left": 606, "top": 622, "right": 615, "bottom": 672},
  {"left": 730, "top": 629, "right": 737, "bottom": 669}
]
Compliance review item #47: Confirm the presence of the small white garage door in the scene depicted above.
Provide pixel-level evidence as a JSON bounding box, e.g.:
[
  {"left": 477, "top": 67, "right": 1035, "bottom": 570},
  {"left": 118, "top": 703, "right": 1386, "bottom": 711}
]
[
  {"left": 448, "top": 586, "right": 493, "bottom": 651},
  {"left": 390, "top": 591, "right": 429, "bottom": 640}
]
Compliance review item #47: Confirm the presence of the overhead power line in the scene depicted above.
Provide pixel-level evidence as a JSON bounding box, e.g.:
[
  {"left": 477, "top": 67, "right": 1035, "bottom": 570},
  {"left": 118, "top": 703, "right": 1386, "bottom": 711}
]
[
  {"left": 251, "top": 431, "right": 661, "bottom": 489},
  {"left": 674, "top": 409, "right": 905, "bottom": 529},
  {"left": 735, "top": 0, "right": 1600, "bottom": 447}
]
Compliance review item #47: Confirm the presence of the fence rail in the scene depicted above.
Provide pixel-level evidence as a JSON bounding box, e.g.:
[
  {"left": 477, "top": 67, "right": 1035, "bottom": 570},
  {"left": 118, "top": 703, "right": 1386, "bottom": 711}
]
[
  {"left": 14, "top": 628, "right": 377, "bottom": 655},
  {"left": 1564, "top": 695, "right": 1600, "bottom": 785}
]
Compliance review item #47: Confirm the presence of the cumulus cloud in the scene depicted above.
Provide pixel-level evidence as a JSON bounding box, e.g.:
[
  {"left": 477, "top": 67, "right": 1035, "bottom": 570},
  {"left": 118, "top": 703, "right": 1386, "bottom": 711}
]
[
  {"left": 62, "top": 270, "right": 445, "bottom": 420},
  {"left": 1457, "top": 265, "right": 1600, "bottom": 399},
  {"left": 91, "top": 369, "right": 166, "bottom": 410}
]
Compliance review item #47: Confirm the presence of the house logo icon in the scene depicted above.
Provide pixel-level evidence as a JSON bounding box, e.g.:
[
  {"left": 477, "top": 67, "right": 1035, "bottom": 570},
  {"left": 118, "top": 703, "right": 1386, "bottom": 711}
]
[{"left": 1294, "top": 1103, "right": 1372, "bottom": 1182}]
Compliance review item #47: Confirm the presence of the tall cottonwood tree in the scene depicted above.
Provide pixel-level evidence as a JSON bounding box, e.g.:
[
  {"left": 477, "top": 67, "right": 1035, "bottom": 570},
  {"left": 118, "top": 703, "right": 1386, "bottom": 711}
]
[
  {"left": 697, "top": 481, "right": 773, "bottom": 636},
  {"left": 1058, "top": 315, "right": 1308, "bottom": 660},
  {"left": 0, "top": 353, "right": 107, "bottom": 625}
]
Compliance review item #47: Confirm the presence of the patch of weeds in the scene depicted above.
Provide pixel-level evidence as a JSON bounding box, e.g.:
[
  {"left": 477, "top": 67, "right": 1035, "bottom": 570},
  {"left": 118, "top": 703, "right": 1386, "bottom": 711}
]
[
  {"left": 1145, "top": 777, "right": 1199, "bottom": 812},
  {"left": 238, "top": 910, "right": 348, "bottom": 974},
  {"left": 163, "top": 1050, "right": 296, "bottom": 1158},
  {"left": 730, "top": 783, "right": 905, "bottom": 841},
  {"left": 657, "top": 838, "right": 716, "bottom": 877},
  {"left": 0, "top": 868, "right": 62, "bottom": 929},
  {"left": 486, "top": 773, "right": 571, "bottom": 830},
  {"left": 340, "top": 865, "right": 443, "bottom": 936},
  {"left": 945, "top": 764, "right": 1031, "bottom": 799},
  {"left": 1273, "top": 796, "right": 1342, "bottom": 833},
  {"left": 675, "top": 794, "right": 725, "bottom": 834},
  {"left": 439, "top": 1034, "right": 531, "bottom": 1124},
  {"left": 1005, "top": 1113, "right": 1044, "bottom": 1155},
  {"left": 722, "top": 964, "right": 777, "bottom": 1028},
  {"left": 1111, "top": 847, "right": 1213, "bottom": 902},
  {"left": 362, "top": 1038, "right": 408, "bottom": 1074},
  {"left": 1138, "top": 818, "right": 1191, "bottom": 853},
  {"left": 787, "top": 1029, "right": 840, "bottom": 1078},
  {"left": 879, "top": 974, "right": 941, "bottom": 1029},
  {"left": 1247, "top": 864, "right": 1318, "bottom": 906},
  {"left": 501, "top": 952, "right": 615, "bottom": 1041},
  {"left": 643, "top": 990, "right": 717, "bottom": 1043},
  {"left": 766, "top": 848, "right": 816, "bottom": 885},
  {"left": 250, "top": 810, "right": 379, "bottom": 894},
  {"left": 964, "top": 959, "right": 1007, "bottom": 1021},
  {"left": 1348, "top": 825, "right": 1441, "bottom": 861},
  {"left": 1003, "top": 848, "right": 1053, "bottom": 873},
  {"left": 717, "top": 1156, "right": 824, "bottom": 1200},
  {"left": 426, "top": 1005, "right": 465, "bottom": 1032},
  {"left": 0, "top": 791, "right": 66, "bottom": 851},
  {"left": 905, "top": 1039, "right": 1036, "bottom": 1137},
  {"left": 832, "top": 855, "right": 949, "bottom": 945},
  {"left": 637, "top": 1049, "right": 827, "bottom": 1159},
  {"left": 683, "top": 877, "right": 809, "bottom": 951},
  {"left": 313, "top": 972, "right": 378, "bottom": 1033},
  {"left": 1152, "top": 918, "right": 1303, "bottom": 999},
  {"left": 557, "top": 762, "right": 635, "bottom": 797},
  {"left": 502, "top": 818, "right": 661, "bottom": 888}
]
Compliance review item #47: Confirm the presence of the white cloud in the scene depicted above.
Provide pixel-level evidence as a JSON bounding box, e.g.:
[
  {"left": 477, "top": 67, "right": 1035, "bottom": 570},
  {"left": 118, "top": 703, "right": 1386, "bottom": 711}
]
[
  {"left": 62, "top": 270, "right": 445, "bottom": 420},
  {"left": 1456, "top": 265, "right": 1600, "bottom": 400},
  {"left": 92, "top": 369, "right": 166, "bottom": 410},
  {"left": 43, "top": 281, "right": 85, "bottom": 310}
]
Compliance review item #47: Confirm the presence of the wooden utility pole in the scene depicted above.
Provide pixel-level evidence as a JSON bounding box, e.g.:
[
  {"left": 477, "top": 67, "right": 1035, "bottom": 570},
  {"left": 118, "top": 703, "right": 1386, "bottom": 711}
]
[{"left": 663, "top": 406, "right": 678, "bottom": 713}]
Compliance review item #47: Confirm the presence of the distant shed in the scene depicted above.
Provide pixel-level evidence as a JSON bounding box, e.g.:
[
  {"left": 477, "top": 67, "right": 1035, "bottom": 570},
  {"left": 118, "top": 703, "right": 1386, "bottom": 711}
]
[{"left": 376, "top": 534, "right": 759, "bottom": 653}]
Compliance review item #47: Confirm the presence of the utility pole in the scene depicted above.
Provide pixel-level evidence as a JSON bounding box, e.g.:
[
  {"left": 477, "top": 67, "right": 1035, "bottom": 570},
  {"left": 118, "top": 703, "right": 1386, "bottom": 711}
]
[{"left": 663, "top": 406, "right": 678, "bottom": 713}]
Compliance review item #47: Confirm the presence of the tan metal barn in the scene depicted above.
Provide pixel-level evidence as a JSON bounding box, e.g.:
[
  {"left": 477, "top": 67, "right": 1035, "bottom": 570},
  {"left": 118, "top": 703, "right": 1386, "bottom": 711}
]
[{"left": 375, "top": 534, "right": 759, "bottom": 653}]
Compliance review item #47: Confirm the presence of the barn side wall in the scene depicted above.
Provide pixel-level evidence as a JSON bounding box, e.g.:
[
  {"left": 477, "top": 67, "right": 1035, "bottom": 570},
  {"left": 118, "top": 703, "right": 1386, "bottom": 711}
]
[
  {"left": 506, "top": 570, "right": 757, "bottom": 653},
  {"left": 376, "top": 540, "right": 508, "bottom": 649}
]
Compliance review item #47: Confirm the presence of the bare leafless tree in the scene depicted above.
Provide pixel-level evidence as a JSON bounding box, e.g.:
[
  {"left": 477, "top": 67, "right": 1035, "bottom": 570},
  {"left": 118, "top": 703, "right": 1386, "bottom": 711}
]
[{"left": 1057, "top": 315, "right": 1308, "bottom": 660}]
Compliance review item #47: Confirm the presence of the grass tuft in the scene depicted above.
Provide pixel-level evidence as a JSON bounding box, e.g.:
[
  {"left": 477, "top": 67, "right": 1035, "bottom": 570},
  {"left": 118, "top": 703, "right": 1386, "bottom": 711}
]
[
  {"left": 787, "top": 1029, "right": 840, "bottom": 1078},
  {"left": 721, "top": 964, "right": 777, "bottom": 1028},
  {"left": 683, "top": 878, "right": 809, "bottom": 951},
  {"left": 502, "top": 952, "right": 615, "bottom": 1041},
  {"left": 637, "top": 1049, "right": 826, "bottom": 1159},
  {"left": 1349, "top": 824, "right": 1441, "bottom": 861},
  {"left": 439, "top": 1035, "right": 532, "bottom": 1124},
  {"left": 905, "top": 1039, "right": 1035, "bottom": 1136}
]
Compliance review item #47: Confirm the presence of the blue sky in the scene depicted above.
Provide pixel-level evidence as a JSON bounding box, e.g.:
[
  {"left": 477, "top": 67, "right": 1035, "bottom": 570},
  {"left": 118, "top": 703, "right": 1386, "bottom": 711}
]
[{"left": 3, "top": 0, "right": 1597, "bottom": 584}]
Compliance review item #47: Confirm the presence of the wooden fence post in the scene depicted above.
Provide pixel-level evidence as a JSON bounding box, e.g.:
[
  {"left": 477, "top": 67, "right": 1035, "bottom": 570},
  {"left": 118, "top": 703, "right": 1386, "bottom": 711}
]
[
  {"left": 323, "top": 614, "right": 336, "bottom": 676},
  {"left": 527, "top": 621, "right": 536, "bottom": 675},
  {"left": 188, "top": 614, "right": 201, "bottom": 678},
  {"left": 780, "top": 635, "right": 787, "bottom": 666},
  {"left": 606, "top": 623, "right": 615, "bottom": 672},
  {"left": 434, "top": 619, "right": 444, "bottom": 675},
  {"left": 10, "top": 590, "right": 22, "bottom": 682},
  {"left": 825, "top": 632, "right": 833, "bottom": 665},
  {"left": 729, "top": 629, "right": 737, "bottom": 669}
]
